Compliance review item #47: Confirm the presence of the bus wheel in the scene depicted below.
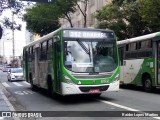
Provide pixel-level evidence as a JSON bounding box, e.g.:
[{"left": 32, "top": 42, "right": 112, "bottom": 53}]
[
  {"left": 30, "top": 74, "right": 36, "bottom": 91},
  {"left": 47, "top": 78, "right": 57, "bottom": 98},
  {"left": 143, "top": 78, "right": 152, "bottom": 92}
]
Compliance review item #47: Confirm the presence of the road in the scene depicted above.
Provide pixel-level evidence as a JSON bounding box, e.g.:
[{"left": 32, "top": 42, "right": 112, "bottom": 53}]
[{"left": 0, "top": 70, "right": 160, "bottom": 120}]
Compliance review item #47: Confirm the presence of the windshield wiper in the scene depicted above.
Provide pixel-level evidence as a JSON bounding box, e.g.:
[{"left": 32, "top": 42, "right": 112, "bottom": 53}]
[{"left": 76, "top": 39, "right": 91, "bottom": 62}]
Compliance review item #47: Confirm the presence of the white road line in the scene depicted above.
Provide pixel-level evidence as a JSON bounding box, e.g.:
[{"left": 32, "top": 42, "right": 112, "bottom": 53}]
[
  {"left": 26, "top": 91, "right": 34, "bottom": 94},
  {"left": 22, "top": 81, "right": 30, "bottom": 85},
  {"left": 23, "top": 91, "right": 29, "bottom": 94},
  {"left": 98, "top": 99, "right": 160, "bottom": 120},
  {"left": 12, "top": 82, "right": 23, "bottom": 86},
  {"left": 2, "top": 82, "right": 10, "bottom": 87}
]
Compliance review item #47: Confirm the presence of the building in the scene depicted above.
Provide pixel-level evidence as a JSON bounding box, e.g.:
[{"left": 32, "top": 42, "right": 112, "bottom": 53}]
[{"left": 60, "top": 0, "right": 112, "bottom": 28}]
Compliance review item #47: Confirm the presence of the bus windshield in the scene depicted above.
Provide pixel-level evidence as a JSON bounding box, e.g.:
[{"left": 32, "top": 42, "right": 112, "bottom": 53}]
[{"left": 64, "top": 39, "right": 118, "bottom": 73}]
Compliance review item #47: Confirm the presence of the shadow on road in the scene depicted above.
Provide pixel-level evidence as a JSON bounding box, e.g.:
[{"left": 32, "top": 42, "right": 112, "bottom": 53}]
[
  {"left": 120, "top": 84, "right": 160, "bottom": 94},
  {"left": 28, "top": 87, "right": 116, "bottom": 105}
]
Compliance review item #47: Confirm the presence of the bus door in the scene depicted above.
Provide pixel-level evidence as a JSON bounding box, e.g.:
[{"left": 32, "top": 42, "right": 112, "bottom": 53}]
[
  {"left": 54, "top": 40, "right": 61, "bottom": 93},
  {"left": 23, "top": 49, "right": 29, "bottom": 82},
  {"left": 118, "top": 47, "right": 125, "bottom": 83},
  {"left": 157, "top": 42, "right": 160, "bottom": 85}
]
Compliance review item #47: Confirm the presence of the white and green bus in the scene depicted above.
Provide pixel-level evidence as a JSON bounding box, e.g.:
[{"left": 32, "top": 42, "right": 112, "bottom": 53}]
[
  {"left": 118, "top": 32, "right": 160, "bottom": 92},
  {"left": 23, "top": 28, "right": 120, "bottom": 96}
]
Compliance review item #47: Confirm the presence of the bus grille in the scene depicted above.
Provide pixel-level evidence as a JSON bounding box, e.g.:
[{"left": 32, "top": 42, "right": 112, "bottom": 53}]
[
  {"left": 73, "top": 74, "right": 112, "bottom": 79},
  {"left": 79, "top": 85, "right": 109, "bottom": 92}
]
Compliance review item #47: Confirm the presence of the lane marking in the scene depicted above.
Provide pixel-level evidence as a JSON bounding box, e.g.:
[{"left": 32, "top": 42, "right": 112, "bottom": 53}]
[
  {"left": 12, "top": 82, "right": 23, "bottom": 86},
  {"left": 22, "top": 81, "right": 30, "bottom": 85},
  {"left": 2, "top": 82, "right": 10, "bottom": 87},
  {"left": 23, "top": 91, "right": 29, "bottom": 94},
  {"left": 14, "top": 90, "right": 34, "bottom": 95},
  {"left": 26, "top": 90, "right": 34, "bottom": 94},
  {"left": 98, "top": 99, "right": 160, "bottom": 119}
]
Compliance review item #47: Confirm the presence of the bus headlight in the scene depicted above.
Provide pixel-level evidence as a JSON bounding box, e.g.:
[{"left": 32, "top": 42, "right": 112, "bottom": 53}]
[
  {"left": 113, "top": 74, "right": 119, "bottom": 82},
  {"left": 11, "top": 74, "right": 15, "bottom": 79},
  {"left": 64, "top": 75, "right": 73, "bottom": 84}
]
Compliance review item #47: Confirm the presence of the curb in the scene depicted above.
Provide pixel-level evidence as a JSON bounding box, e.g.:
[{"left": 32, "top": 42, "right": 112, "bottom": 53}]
[
  {"left": 0, "top": 90, "right": 20, "bottom": 120},
  {"left": 1, "top": 91, "right": 15, "bottom": 111}
]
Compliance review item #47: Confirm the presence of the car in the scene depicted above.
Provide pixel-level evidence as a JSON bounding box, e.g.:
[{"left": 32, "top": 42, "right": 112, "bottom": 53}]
[{"left": 7, "top": 68, "right": 24, "bottom": 82}]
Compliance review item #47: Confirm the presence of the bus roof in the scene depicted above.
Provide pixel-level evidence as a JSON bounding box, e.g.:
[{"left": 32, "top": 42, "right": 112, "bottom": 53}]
[
  {"left": 24, "top": 27, "right": 114, "bottom": 49},
  {"left": 117, "top": 32, "right": 160, "bottom": 45},
  {"left": 24, "top": 28, "right": 62, "bottom": 49},
  {"left": 63, "top": 27, "right": 113, "bottom": 32}
]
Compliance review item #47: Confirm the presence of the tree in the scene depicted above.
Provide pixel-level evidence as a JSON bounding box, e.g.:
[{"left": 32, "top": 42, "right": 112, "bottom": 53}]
[
  {"left": 53, "top": 0, "right": 78, "bottom": 27},
  {"left": 76, "top": 0, "right": 88, "bottom": 27},
  {"left": 95, "top": 0, "right": 160, "bottom": 40},
  {"left": 23, "top": 3, "right": 60, "bottom": 36},
  {"left": 138, "top": 0, "right": 160, "bottom": 32},
  {"left": 23, "top": 0, "right": 90, "bottom": 35},
  {"left": 0, "top": 0, "right": 24, "bottom": 39},
  {"left": 23, "top": 0, "right": 78, "bottom": 35}
]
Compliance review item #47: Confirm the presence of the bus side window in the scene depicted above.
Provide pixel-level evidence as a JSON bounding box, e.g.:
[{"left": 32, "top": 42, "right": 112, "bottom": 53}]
[
  {"left": 40, "top": 42, "right": 47, "bottom": 60},
  {"left": 31, "top": 46, "right": 35, "bottom": 60},
  {"left": 28, "top": 47, "right": 32, "bottom": 62},
  {"left": 47, "top": 39, "right": 53, "bottom": 60},
  {"left": 118, "top": 47, "right": 124, "bottom": 65},
  {"left": 138, "top": 40, "right": 152, "bottom": 58},
  {"left": 129, "top": 42, "right": 137, "bottom": 51},
  {"left": 126, "top": 44, "right": 129, "bottom": 51}
]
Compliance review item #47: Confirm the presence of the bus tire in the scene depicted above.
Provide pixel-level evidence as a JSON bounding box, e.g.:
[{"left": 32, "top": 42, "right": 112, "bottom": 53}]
[
  {"left": 143, "top": 77, "right": 152, "bottom": 92},
  {"left": 47, "top": 76, "right": 57, "bottom": 98},
  {"left": 30, "top": 74, "right": 36, "bottom": 91}
]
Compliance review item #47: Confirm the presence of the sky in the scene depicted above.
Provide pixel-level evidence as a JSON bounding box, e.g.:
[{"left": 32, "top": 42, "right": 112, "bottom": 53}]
[{"left": 0, "top": 9, "right": 26, "bottom": 59}]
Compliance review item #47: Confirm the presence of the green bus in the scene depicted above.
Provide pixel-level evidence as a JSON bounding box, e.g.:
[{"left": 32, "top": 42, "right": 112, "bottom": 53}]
[
  {"left": 23, "top": 28, "right": 120, "bottom": 96},
  {"left": 118, "top": 32, "right": 160, "bottom": 92}
]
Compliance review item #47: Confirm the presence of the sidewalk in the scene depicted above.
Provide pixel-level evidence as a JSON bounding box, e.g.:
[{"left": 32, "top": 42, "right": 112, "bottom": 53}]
[{"left": 0, "top": 82, "right": 17, "bottom": 120}]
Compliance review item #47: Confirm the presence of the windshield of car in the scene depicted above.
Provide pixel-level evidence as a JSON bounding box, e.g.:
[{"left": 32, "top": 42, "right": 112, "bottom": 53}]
[
  {"left": 64, "top": 39, "right": 118, "bottom": 73},
  {"left": 11, "top": 68, "right": 23, "bottom": 73}
]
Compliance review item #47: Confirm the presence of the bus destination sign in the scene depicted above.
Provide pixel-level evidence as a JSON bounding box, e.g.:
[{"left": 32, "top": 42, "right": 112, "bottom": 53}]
[{"left": 63, "top": 30, "right": 112, "bottom": 39}]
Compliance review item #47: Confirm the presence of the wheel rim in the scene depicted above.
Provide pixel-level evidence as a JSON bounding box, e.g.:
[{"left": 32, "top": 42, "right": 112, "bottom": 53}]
[{"left": 145, "top": 79, "right": 151, "bottom": 89}]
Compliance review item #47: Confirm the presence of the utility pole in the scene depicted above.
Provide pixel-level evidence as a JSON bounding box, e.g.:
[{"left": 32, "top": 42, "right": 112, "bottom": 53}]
[{"left": 12, "top": 12, "right": 15, "bottom": 59}]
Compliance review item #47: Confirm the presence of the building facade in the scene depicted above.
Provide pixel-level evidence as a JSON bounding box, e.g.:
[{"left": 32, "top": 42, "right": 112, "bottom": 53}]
[{"left": 60, "top": 0, "right": 111, "bottom": 28}]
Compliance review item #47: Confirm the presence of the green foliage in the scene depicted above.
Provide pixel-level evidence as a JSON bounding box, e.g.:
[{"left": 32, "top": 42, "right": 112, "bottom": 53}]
[
  {"left": 95, "top": 0, "right": 160, "bottom": 40},
  {"left": 54, "top": 0, "right": 77, "bottom": 18},
  {"left": 23, "top": 0, "right": 78, "bottom": 36},
  {"left": 0, "top": 0, "right": 24, "bottom": 39},
  {"left": 24, "top": 3, "right": 60, "bottom": 36},
  {"left": 138, "top": 0, "right": 160, "bottom": 31}
]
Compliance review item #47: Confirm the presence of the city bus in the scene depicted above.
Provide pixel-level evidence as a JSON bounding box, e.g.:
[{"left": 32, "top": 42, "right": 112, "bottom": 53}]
[
  {"left": 23, "top": 28, "right": 120, "bottom": 96},
  {"left": 118, "top": 32, "right": 160, "bottom": 92}
]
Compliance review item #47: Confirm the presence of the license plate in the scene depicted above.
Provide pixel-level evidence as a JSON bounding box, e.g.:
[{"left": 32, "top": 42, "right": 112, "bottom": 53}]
[{"left": 89, "top": 89, "right": 100, "bottom": 94}]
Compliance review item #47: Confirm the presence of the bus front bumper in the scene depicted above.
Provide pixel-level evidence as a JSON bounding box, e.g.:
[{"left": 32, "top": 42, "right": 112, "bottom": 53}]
[{"left": 61, "top": 81, "right": 119, "bottom": 95}]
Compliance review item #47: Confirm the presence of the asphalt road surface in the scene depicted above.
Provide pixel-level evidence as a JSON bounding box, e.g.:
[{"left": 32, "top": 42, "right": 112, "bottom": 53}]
[{"left": 0, "top": 70, "right": 160, "bottom": 120}]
